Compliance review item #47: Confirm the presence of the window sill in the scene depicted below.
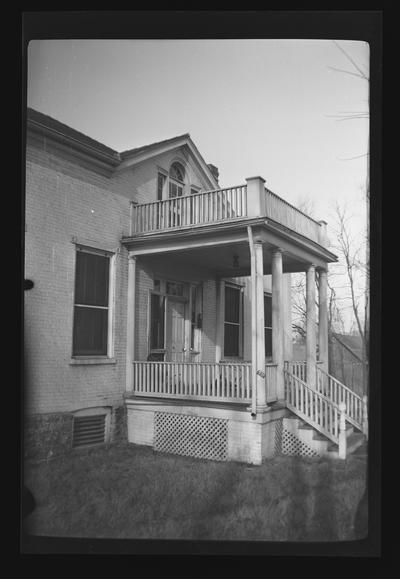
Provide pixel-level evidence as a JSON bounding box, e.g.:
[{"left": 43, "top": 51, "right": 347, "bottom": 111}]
[{"left": 70, "top": 357, "right": 117, "bottom": 366}]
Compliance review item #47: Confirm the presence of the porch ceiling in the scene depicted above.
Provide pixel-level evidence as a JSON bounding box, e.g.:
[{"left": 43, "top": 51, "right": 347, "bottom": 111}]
[
  {"left": 140, "top": 239, "right": 310, "bottom": 280},
  {"left": 124, "top": 219, "right": 337, "bottom": 275}
]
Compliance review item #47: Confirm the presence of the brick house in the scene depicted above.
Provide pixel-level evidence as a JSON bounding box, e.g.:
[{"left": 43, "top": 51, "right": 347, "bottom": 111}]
[{"left": 24, "top": 108, "right": 367, "bottom": 464}]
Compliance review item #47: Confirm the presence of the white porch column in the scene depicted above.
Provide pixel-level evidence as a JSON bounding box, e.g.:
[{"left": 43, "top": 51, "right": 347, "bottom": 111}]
[
  {"left": 318, "top": 267, "right": 329, "bottom": 373},
  {"left": 126, "top": 255, "right": 137, "bottom": 392},
  {"left": 272, "top": 248, "right": 284, "bottom": 400},
  {"left": 254, "top": 241, "right": 267, "bottom": 408},
  {"left": 215, "top": 278, "right": 225, "bottom": 363},
  {"left": 306, "top": 264, "right": 317, "bottom": 388}
]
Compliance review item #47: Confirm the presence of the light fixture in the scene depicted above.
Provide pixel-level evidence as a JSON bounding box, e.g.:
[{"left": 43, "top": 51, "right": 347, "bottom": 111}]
[{"left": 233, "top": 255, "right": 239, "bottom": 268}]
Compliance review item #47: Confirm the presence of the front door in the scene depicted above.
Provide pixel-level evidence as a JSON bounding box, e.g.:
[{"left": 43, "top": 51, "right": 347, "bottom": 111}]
[{"left": 166, "top": 299, "right": 186, "bottom": 362}]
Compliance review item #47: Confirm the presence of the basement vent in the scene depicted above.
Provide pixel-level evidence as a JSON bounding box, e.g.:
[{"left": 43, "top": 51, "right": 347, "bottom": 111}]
[
  {"left": 72, "top": 414, "right": 107, "bottom": 448},
  {"left": 281, "top": 428, "right": 319, "bottom": 458},
  {"left": 154, "top": 412, "right": 228, "bottom": 462}
]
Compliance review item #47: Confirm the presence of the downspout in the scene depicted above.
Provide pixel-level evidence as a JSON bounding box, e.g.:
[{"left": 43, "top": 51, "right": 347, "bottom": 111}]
[{"left": 247, "top": 226, "right": 257, "bottom": 417}]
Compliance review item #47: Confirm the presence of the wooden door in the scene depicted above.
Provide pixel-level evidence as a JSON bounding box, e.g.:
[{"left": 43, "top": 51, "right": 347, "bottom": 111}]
[{"left": 166, "top": 299, "right": 186, "bottom": 362}]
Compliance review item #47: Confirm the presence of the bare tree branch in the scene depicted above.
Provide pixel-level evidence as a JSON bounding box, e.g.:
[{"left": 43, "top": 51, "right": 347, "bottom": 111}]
[{"left": 332, "top": 40, "right": 369, "bottom": 80}]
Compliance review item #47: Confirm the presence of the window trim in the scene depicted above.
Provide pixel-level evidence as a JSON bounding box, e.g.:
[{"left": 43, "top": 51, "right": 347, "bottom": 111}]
[
  {"left": 70, "top": 245, "right": 116, "bottom": 361},
  {"left": 223, "top": 282, "right": 243, "bottom": 359},
  {"left": 148, "top": 291, "right": 167, "bottom": 353},
  {"left": 157, "top": 170, "right": 167, "bottom": 201},
  {"left": 264, "top": 292, "right": 273, "bottom": 359},
  {"left": 189, "top": 283, "right": 203, "bottom": 355}
]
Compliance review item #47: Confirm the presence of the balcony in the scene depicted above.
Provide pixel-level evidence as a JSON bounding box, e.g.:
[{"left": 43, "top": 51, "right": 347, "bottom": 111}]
[{"left": 129, "top": 178, "right": 328, "bottom": 248}]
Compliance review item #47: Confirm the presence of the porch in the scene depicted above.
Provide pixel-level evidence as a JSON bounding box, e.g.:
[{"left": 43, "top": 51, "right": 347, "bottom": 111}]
[{"left": 121, "top": 176, "right": 366, "bottom": 464}]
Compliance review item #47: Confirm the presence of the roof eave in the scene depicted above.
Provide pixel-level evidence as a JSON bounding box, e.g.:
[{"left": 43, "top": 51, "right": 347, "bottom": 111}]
[{"left": 27, "top": 118, "right": 121, "bottom": 168}]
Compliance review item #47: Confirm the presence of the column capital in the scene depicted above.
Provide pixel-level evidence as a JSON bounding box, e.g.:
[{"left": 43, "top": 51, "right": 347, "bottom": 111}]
[
  {"left": 271, "top": 246, "right": 283, "bottom": 255},
  {"left": 306, "top": 263, "right": 316, "bottom": 271},
  {"left": 128, "top": 254, "right": 137, "bottom": 261},
  {"left": 316, "top": 265, "right": 328, "bottom": 274}
]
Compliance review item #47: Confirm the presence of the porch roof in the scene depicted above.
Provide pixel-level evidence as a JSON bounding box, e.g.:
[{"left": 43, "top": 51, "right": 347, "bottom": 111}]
[{"left": 122, "top": 218, "right": 337, "bottom": 277}]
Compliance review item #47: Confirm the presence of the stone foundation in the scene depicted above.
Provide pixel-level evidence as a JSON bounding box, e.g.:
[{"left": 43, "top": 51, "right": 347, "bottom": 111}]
[
  {"left": 110, "top": 404, "right": 128, "bottom": 443},
  {"left": 24, "top": 404, "right": 128, "bottom": 460},
  {"left": 24, "top": 413, "right": 74, "bottom": 461}
]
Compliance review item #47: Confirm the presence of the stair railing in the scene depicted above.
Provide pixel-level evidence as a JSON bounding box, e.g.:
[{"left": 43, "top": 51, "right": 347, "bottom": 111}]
[
  {"left": 284, "top": 368, "right": 348, "bottom": 458},
  {"left": 316, "top": 365, "right": 366, "bottom": 433},
  {"left": 285, "top": 368, "right": 341, "bottom": 444}
]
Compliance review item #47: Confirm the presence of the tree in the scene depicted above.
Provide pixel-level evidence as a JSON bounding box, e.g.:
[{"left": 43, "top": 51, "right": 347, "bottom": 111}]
[
  {"left": 329, "top": 203, "right": 369, "bottom": 393},
  {"left": 328, "top": 41, "right": 370, "bottom": 394},
  {"left": 291, "top": 197, "right": 368, "bottom": 394}
]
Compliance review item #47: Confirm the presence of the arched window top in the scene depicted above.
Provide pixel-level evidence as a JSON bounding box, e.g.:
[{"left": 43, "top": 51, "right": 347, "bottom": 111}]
[{"left": 169, "top": 162, "right": 185, "bottom": 183}]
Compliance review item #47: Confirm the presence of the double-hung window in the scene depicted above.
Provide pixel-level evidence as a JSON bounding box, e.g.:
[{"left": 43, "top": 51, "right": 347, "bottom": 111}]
[
  {"left": 150, "top": 292, "right": 166, "bottom": 351},
  {"left": 72, "top": 248, "right": 112, "bottom": 357},
  {"left": 224, "top": 285, "right": 242, "bottom": 357},
  {"left": 264, "top": 293, "right": 272, "bottom": 358}
]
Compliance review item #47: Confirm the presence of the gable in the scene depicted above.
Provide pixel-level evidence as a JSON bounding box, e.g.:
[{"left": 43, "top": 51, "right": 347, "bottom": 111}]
[{"left": 116, "top": 135, "right": 219, "bottom": 191}]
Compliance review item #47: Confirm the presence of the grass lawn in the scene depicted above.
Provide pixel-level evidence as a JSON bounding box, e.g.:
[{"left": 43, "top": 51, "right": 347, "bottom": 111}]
[{"left": 23, "top": 442, "right": 367, "bottom": 542}]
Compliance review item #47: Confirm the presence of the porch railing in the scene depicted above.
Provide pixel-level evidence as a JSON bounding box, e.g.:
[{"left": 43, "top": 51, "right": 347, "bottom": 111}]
[
  {"left": 132, "top": 361, "right": 252, "bottom": 403},
  {"left": 132, "top": 361, "right": 279, "bottom": 404},
  {"left": 284, "top": 360, "right": 307, "bottom": 382},
  {"left": 131, "top": 185, "right": 248, "bottom": 234}
]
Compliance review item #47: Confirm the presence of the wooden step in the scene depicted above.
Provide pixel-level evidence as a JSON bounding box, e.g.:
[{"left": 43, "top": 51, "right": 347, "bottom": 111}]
[
  {"left": 347, "top": 432, "right": 365, "bottom": 455},
  {"left": 327, "top": 432, "right": 365, "bottom": 455}
]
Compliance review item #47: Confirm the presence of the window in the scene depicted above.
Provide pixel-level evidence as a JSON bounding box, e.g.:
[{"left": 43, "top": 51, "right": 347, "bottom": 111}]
[
  {"left": 150, "top": 293, "right": 166, "bottom": 350},
  {"left": 169, "top": 162, "right": 185, "bottom": 198},
  {"left": 73, "top": 249, "right": 111, "bottom": 356},
  {"left": 190, "top": 284, "right": 203, "bottom": 351},
  {"left": 169, "top": 162, "right": 185, "bottom": 183},
  {"left": 157, "top": 173, "right": 166, "bottom": 201},
  {"left": 166, "top": 281, "right": 184, "bottom": 296},
  {"left": 264, "top": 293, "right": 272, "bottom": 358},
  {"left": 224, "top": 285, "right": 241, "bottom": 357}
]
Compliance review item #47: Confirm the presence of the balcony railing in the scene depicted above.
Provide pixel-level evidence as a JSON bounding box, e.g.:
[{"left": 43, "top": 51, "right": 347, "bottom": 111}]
[
  {"left": 264, "top": 188, "right": 323, "bottom": 245},
  {"left": 131, "top": 185, "right": 247, "bottom": 234},
  {"left": 130, "top": 184, "right": 327, "bottom": 246}
]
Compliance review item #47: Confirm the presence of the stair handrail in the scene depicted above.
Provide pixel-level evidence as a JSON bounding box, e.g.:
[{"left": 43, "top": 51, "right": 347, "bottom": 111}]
[
  {"left": 284, "top": 368, "right": 342, "bottom": 445},
  {"left": 316, "top": 365, "right": 366, "bottom": 432}
]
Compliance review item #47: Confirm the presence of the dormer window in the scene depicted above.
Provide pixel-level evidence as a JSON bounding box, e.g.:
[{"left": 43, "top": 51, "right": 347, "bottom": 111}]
[{"left": 169, "top": 162, "right": 186, "bottom": 198}]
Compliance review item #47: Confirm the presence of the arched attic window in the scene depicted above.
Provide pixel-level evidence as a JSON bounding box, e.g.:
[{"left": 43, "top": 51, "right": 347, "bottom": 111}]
[{"left": 169, "top": 162, "right": 186, "bottom": 198}]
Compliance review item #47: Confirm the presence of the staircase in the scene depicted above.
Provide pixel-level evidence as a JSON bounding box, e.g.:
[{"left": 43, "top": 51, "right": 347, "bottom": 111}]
[{"left": 282, "top": 362, "right": 368, "bottom": 459}]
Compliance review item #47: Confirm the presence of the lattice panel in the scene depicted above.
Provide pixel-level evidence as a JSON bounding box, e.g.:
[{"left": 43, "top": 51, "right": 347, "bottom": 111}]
[
  {"left": 281, "top": 428, "right": 319, "bottom": 458},
  {"left": 274, "top": 419, "right": 283, "bottom": 456},
  {"left": 154, "top": 412, "right": 228, "bottom": 461}
]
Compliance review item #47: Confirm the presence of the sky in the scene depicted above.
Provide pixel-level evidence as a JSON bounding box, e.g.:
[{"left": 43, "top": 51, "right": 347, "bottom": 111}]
[{"left": 27, "top": 39, "right": 369, "bottom": 330}]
